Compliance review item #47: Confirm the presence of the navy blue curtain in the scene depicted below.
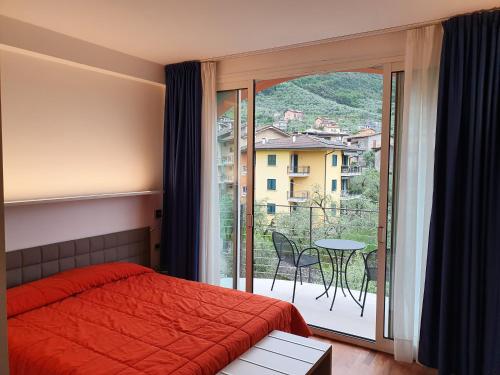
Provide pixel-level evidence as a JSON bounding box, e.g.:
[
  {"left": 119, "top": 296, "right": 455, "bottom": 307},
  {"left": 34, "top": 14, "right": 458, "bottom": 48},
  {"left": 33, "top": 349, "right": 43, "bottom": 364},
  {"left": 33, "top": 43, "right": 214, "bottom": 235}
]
[
  {"left": 161, "top": 61, "right": 202, "bottom": 281},
  {"left": 419, "top": 11, "right": 500, "bottom": 375}
]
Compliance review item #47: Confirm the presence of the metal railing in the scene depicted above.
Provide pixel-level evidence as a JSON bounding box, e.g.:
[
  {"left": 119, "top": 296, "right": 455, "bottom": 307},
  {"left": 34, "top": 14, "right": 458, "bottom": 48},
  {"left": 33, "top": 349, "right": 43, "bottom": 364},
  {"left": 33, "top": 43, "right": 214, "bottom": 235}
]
[
  {"left": 217, "top": 202, "right": 381, "bottom": 292},
  {"left": 287, "top": 166, "right": 311, "bottom": 175},
  {"left": 250, "top": 204, "right": 379, "bottom": 283},
  {"left": 287, "top": 191, "right": 310, "bottom": 201},
  {"left": 341, "top": 165, "right": 363, "bottom": 174},
  {"left": 219, "top": 155, "right": 234, "bottom": 165},
  {"left": 218, "top": 174, "right": 233, "bottom": 184}
]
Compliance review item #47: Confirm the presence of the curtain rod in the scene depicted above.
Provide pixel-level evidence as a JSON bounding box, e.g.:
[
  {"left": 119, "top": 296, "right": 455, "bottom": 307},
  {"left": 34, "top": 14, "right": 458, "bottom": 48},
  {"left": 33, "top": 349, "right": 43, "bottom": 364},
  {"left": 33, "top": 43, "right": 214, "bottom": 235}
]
[{"left": 204, "top": 6, "right": 499, "bottom": 63}]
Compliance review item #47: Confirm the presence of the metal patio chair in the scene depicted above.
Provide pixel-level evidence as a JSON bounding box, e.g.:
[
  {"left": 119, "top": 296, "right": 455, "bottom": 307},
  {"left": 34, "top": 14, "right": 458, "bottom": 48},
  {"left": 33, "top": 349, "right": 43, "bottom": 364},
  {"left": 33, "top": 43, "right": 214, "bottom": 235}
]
[
  {"left": 359, "top": 249, "right": 377, "bottom": 317},
  {"left": 271, "top": 231, "right": 329, "bottom": 303}
]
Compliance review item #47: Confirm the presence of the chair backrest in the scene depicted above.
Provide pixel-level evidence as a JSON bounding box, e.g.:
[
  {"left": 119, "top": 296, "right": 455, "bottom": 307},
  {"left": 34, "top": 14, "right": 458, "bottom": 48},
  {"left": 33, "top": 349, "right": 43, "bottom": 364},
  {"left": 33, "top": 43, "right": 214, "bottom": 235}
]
[
  {"left": 272, "top": 231, "right": 297, "bottom": 265},
  {"left": 364, "top": 249, "right": 378, "bottom": 281}
]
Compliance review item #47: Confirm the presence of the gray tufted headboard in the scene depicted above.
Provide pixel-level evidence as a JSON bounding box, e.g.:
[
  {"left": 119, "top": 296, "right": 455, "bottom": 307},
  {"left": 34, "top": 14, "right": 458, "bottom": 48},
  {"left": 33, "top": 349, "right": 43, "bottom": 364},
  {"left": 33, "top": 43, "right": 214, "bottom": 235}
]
[{"left": 5, "top": 227, "right": 151, "bottom": 288}]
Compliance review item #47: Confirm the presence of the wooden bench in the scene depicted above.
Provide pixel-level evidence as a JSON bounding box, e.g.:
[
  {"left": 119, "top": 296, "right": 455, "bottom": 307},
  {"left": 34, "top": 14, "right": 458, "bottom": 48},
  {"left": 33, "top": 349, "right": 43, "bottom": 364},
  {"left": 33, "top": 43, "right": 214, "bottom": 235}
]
[{"left": 218, "top": 330, "right": 332, "bottom": 375}]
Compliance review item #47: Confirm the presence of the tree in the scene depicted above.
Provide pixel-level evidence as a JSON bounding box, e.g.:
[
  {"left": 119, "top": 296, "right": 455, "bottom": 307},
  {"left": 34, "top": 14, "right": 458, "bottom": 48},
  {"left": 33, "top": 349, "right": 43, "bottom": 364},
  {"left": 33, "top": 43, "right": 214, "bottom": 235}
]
[
  {"left": 362, "top": 150, "right": 376, "bottom": 169},
  {"left": 349, "top": 167, "right": 380, "bottom": 203}
]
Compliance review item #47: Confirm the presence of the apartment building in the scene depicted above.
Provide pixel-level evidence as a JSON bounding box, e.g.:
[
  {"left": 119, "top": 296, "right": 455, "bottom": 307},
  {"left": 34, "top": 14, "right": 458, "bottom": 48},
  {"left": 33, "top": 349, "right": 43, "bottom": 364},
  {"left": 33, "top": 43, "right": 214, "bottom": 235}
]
[{"left": 253, "top": 133, "right": 359, "bottom": 214}]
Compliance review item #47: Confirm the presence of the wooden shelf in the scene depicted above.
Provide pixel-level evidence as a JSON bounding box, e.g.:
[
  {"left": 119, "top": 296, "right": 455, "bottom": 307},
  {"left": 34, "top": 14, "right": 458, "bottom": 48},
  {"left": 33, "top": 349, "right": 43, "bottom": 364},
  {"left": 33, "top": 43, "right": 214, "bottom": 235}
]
[{"left": 4, "top": 190, "right": 162, "bottom": 207}]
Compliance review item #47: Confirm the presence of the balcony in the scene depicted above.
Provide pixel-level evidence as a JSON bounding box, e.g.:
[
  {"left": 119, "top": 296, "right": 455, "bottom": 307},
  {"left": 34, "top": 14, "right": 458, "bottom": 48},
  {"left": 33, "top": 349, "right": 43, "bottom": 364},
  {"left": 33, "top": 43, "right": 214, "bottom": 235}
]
[
  {"left": 220, "top": 278, "right": 377, "bottom": 339},
  {"left": 287, "top": 190, "right": 309, "bottom": 203},
  {"left": 287, "top": 165, "right": 310, "bottom": 177},
  {"left": 341, "top": 165, "right": 363, "bottom": 176},
  {"left": 220, "top": 204, "right": 382, "bottom": 340},
  {"left": 218, "top": 155, "right": 234, "bottom": 166},
  {"left": 341, "top": 190, "right": 360, "bottom": 200},
  {"left": 218, "top": 175, "right": 233, "bottom": 184}
]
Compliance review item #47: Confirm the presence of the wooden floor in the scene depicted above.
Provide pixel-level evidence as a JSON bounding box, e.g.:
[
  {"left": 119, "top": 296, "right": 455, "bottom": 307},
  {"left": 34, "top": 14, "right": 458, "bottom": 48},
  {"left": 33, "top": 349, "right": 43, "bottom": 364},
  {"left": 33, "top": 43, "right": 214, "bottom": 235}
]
[{"left": 312, "top": 337, "right": 437, "bottom": 375}]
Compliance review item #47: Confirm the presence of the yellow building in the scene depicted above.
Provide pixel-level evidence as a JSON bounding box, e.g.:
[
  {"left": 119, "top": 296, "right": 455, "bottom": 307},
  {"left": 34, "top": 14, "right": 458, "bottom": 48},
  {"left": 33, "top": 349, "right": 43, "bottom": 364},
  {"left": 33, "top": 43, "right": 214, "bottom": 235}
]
[{"left": 253, "top": 132, "right": 357, "bottom": 215}]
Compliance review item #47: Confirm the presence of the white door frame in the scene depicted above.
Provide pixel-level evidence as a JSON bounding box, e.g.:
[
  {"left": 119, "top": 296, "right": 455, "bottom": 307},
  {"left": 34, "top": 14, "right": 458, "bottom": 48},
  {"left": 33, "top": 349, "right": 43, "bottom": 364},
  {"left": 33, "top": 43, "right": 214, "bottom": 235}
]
[{"left": 217, "top": 60, "right": 403, "bottom": 353}]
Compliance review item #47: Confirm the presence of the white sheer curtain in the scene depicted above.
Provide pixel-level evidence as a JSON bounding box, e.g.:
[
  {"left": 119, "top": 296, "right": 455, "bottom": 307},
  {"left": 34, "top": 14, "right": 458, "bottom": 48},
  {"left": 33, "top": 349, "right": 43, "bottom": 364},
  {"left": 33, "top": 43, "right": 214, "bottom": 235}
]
[
  {"left": 393, "top": 25, "right": 442, "bottom": 362},
  {"left": 199, "top": 61, "right": 220, "bottom": 285}
]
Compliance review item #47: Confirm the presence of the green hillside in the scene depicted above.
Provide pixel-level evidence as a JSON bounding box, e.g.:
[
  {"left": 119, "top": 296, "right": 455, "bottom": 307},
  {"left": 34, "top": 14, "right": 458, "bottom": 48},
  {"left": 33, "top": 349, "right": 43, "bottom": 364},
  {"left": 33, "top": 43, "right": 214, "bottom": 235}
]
[{"left": 255, "top": 72, "right": 383, "bottom": 134}]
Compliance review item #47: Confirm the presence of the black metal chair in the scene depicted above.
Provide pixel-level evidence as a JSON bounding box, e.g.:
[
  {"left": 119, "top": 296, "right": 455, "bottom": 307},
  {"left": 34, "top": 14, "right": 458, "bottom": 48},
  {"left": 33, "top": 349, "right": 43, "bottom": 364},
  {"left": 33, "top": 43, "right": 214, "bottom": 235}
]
[
  {"left": 271, "top": 231, "right": 329, "bottom": 303},
  {"left": 359, "top": 249, "right": 377, "bottom": 317}
]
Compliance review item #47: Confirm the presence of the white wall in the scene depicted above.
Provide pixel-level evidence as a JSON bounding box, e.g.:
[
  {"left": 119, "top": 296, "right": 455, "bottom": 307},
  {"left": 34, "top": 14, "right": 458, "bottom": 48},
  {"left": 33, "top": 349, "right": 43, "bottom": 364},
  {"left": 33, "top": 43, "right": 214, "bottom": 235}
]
[
  {"left": 0, "top": 50, "right": 164, "bottom": 201},
  {"left": 0, "top": 22, "right": 165, "bottom": 267},
  {"left": 4, "top": 195, "right": 158, "bottom": 251},
  {"left": 0, "top": 50, "right": 165, "bottom": 266}
]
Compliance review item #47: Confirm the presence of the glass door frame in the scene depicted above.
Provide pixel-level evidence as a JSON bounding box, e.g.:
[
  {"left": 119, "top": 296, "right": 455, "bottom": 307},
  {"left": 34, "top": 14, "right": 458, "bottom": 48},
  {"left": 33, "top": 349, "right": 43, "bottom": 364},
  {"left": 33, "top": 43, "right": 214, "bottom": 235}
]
[
  {"left": 217, "top": 80, "right": 256, "bottom": 293},
  {"left": 217, "top": 60, "right": 403, "bottom": 353}
]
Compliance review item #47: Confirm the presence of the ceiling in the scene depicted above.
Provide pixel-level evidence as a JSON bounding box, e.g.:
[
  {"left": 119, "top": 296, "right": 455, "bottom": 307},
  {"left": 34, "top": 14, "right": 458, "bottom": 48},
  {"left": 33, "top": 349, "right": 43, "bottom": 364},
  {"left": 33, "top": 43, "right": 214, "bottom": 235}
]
[{"left": 1, "top": 0, "right": 497, "bottom": 64}]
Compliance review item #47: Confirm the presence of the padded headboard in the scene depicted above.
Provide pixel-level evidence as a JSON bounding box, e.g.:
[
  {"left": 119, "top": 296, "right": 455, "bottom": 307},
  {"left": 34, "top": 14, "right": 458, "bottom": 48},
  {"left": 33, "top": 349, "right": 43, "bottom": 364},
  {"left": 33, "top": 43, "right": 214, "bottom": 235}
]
[{"left": 5, "top": 227, "right": 150, "bottom": 288}]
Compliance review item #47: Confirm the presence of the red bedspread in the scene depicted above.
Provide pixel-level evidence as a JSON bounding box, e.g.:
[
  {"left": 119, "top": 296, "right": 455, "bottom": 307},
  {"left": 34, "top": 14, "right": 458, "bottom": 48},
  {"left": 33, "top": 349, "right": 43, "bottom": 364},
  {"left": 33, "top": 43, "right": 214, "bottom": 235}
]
[{"left": 7, "top": 263, "right": 311, "bottom": 375}]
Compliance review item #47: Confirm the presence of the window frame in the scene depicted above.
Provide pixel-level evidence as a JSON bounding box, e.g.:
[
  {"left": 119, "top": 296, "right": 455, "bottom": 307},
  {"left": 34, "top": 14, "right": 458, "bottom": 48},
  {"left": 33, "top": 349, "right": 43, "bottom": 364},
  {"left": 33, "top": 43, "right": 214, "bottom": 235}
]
[
  {"left": 331, "top": 179, "right": 337, "bottom": 192},
  {"left": 267, "top": 178, "right": 277, "bottom": 191},
  {"left": 267, "top": 154, "right": 277, "bottom": 166}
]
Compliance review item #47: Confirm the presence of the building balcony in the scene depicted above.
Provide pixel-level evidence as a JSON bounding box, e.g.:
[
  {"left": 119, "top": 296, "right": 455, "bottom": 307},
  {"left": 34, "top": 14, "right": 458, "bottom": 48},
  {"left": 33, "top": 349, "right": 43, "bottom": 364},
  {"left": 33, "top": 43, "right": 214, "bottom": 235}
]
[
  {"left": 287, "top": 166, "right": 310, "bottom": 177},
  {"left": 218, "top": 175, "right": 234, "bottom": 184},
  {"left": 287, "top": 190, "right": 309, "bottom": 203},
  {"left": 341, "top": 190, "right": 362, "bottom": 200},
  {"left": 341, "top": 165, "right": 363, "bottom": 176},
  {"left": 218, "top": 155, "right": 234, "bottom": 166}
]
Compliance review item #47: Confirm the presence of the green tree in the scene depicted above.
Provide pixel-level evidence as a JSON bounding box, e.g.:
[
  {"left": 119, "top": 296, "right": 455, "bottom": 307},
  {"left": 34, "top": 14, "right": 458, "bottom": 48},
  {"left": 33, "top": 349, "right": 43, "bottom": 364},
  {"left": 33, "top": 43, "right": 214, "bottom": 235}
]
[
  {"left": 349, "top": 168, "right": 380, "bottom": 203},
  {"left": 362, "top": 150, "right": 376, "bottom": 169}
]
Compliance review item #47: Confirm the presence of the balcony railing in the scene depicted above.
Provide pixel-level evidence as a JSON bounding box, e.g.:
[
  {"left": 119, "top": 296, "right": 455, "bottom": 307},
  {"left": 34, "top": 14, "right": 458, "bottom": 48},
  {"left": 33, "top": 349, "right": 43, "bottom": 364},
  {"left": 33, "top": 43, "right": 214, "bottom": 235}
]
[
  {"left": 341, "top": 165, "right": 363, "bottom": 175},
  {"left": 218, "top": 175, "right": 233, "bottom": 184},
  {"left": 249, "top": 204, "right": 379, "bottom": 282},
  {"left": 287, "top": 166, "right": 310, "bottom": 177},
  {"left": 218, "top": 155, "right": 234, "bottom": 166},
  {"left": 287, "top": 190, "right": 309, "bottom": 202}
]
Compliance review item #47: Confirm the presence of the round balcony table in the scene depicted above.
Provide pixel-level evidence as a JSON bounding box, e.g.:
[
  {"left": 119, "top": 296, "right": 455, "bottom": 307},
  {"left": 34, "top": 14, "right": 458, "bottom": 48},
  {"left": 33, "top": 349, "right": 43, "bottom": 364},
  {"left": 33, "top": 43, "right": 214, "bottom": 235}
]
[{"left": 314, "top": 239, "right": 366, "bottom": 311}]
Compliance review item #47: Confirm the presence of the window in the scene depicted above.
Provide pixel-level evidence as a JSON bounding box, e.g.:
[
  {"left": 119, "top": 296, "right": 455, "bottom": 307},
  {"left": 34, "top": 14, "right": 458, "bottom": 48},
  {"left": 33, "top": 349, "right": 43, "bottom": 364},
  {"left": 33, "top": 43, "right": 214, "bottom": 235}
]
[
  {"left": 267, "top": 178, "right": 276, "bottom": 190},
  {"left": 332, "top": 154, "right": 338, "bottom": 167},
  {"left": 331, "top": 202, "right": 337, "bottom": 216},
  {"left": 342, "top": 155, "right": 349, "bottom": 166},
  {"left": 331, "top": 179, "right": 337, "bottom": 192},
  {"left": 267, "top": 203, "right": 276, "bottom": 214},
  {"left": 341, "top": 177, "right": 349, "bottom": 191},
  {"left": 267, "top": 154, "right": 277, "bottom": 166}
]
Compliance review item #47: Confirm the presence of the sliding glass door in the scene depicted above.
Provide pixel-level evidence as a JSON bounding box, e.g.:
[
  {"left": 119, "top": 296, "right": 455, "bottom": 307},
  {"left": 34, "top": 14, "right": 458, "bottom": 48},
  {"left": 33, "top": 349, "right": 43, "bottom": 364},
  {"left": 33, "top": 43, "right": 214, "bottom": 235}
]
[
  {"left": 216, "top": 89, "right": 248, "bottom": 291},
  {"left": 216, "top": 63, "right": 403, "bottom": 351}
]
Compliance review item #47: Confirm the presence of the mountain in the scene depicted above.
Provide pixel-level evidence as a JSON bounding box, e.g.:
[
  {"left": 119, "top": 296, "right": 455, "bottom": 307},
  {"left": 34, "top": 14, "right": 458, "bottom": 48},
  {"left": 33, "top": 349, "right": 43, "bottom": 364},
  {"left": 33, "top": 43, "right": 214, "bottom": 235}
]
[{"left": 255, "top": 72, "right": 383, "bottom": 134}]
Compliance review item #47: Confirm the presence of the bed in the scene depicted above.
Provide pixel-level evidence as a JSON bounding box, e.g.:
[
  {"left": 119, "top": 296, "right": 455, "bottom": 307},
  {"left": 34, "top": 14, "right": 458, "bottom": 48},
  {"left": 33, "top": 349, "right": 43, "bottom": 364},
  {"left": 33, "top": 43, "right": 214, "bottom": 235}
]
[{"left": 6, "top": 230, "right": 311, "bottom": 375}]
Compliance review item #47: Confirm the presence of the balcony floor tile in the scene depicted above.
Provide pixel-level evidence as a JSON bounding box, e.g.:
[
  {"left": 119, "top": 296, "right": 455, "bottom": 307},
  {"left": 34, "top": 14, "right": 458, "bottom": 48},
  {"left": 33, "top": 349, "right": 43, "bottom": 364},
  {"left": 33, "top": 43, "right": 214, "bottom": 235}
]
[{"left": 221, "top": 278, "right": 378, "bottom": 340}]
